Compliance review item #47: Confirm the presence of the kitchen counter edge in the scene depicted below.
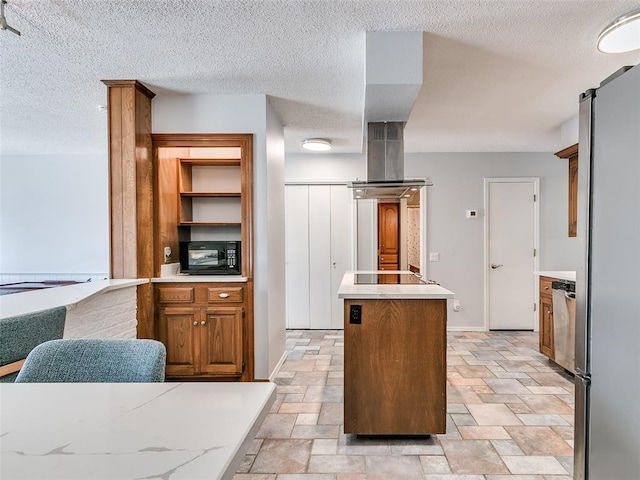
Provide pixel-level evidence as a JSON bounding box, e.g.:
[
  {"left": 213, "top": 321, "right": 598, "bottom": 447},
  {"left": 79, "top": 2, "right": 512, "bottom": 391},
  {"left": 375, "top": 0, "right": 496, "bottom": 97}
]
[{"left": 338, "top": 271, "right": 455, "bottom": 299}]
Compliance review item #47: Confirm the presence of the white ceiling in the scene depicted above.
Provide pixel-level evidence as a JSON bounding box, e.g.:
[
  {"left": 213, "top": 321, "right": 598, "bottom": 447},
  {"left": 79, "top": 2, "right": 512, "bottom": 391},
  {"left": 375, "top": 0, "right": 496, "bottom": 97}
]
[{"left": 1, "top": 0, "right": 639, "bottom": 156}]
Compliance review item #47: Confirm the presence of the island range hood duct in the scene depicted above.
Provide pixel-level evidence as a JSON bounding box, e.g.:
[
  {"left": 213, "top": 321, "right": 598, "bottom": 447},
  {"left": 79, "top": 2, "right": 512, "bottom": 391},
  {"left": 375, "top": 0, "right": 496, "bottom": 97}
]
[{"left": 349, "top": 122, "right": 432, "bottom": 200}]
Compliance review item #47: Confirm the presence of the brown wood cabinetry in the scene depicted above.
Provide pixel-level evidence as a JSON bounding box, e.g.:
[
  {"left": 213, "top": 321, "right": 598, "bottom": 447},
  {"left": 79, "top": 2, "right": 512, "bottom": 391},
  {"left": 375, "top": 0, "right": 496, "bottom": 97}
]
[
  {"left": 555, "top": 144, "right": 578, "bottom": 238},
  {"left": 157, "top": 283, "right": 245, "bottom": 378},
  {"left": 152, "top": 134, "right": 254, "bottom": 381},
  {"left": 344, "top": 298, "right": 447, "bottom": 435},
  {"left": 539, "top": 276, "right": 554, "bottom": 359}
]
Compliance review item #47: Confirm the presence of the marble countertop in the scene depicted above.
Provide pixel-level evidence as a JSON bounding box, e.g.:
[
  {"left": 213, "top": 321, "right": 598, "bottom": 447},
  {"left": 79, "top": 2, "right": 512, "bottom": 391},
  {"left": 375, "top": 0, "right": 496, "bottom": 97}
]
[
  {"left": 338, "top": 271, "right": 455, "bottom": 299},
  {"left": 0, "top": 382, "right": 276, "bottom": 480},
  {"left": 152, "top": 275, "right": 248, "bottom": 283},
  {"left": 0, "top": 279, "right": 148, "bottom": 320},
  {"left": 534, "top": 271, "right": 576, "bottom": 282}
]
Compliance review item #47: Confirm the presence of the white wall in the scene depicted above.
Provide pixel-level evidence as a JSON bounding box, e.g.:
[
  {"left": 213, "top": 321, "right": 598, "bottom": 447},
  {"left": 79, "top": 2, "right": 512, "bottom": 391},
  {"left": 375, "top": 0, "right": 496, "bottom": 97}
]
[
  {"left": 154, "top": 93, "right": 286, "bottom": 379},
  {"left": 286, "top": 151, "right": 581, "bottom": 329},
  {"left": 264, "top": 102, "right": 287, "bottom": 375},
  {"left": 0, "top": 154, "right": 109, "bottom": 282}
]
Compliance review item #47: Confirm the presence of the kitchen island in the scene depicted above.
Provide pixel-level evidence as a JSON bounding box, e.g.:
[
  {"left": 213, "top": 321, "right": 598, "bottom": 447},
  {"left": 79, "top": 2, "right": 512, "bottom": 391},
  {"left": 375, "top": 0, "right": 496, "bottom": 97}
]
[{"left": 338, "top": 271, "right": 454, "bottom": 435}]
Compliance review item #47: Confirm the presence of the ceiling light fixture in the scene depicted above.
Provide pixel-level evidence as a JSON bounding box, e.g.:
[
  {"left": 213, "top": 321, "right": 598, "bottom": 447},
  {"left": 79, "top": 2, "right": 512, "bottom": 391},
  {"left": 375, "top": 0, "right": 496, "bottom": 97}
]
[
  {"left": 597, "top": 8, "right": 640, "bottom": 53},
  {"left": 0, "top": 0, "right": 21, "bottom": 36},
  {"left": 302, "top": 138, "right": 332, "bottom": 152}
]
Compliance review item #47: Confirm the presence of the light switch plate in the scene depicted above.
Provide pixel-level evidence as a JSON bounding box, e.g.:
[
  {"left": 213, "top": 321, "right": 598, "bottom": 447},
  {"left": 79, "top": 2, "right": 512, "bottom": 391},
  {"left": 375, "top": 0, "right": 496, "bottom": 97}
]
[{"left": 429, "top": 252, "right": 440, "bottom": 262}]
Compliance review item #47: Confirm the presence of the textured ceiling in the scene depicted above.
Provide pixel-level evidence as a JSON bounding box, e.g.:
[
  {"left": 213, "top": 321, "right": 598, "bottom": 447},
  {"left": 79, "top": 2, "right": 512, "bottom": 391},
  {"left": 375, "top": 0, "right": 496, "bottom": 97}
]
[{"left": 1, "top": 0, "right": 639, "bottom": 156}]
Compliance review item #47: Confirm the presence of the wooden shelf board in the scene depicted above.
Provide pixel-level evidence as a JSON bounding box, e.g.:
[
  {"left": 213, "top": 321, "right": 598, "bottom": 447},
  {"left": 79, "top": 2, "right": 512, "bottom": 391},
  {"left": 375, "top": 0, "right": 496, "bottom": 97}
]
[
  {"left": 179, "top": 158, "right": 241, "bottom": 166},
  {"left": 178, "top": 222, "right": 242, "bottom": 227},
  {"left": 180, "top": 192, "right": 241, "bottom": 198}
]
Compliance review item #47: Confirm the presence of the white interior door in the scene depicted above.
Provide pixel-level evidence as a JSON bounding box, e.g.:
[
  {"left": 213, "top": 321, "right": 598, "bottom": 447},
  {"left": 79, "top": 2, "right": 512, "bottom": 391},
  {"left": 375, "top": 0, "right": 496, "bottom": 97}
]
[
  {"left": 309, "top": 186, "right": 332, "bottom": 329},
  {"left": 330, "top": 185, "right": 351, "bottom": 329},
  {"left": 285, "top": 185, "right": 310, "bottom": 328},
  {"left": 285, "top": 184, "right": 353, "bottom": 330},
  {"left": 486, "top": 179, "right": 538, "bottom": 330}
]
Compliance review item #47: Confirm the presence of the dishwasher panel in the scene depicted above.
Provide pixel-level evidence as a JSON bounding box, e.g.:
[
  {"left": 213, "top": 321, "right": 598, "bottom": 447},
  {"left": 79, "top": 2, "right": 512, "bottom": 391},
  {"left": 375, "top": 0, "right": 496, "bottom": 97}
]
[{"left": 552, "top": 281, "right": 576, "bottom": 374}]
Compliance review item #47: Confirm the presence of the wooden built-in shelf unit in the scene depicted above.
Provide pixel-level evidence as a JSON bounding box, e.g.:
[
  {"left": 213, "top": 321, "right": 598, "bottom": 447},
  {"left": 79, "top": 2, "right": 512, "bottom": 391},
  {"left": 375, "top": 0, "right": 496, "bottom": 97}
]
[
  {"left": 151, "top": 134, "right": 254, "bottom": 382},
  {"left": 555, "top": 143, "right": 578, "bottom": 238}
]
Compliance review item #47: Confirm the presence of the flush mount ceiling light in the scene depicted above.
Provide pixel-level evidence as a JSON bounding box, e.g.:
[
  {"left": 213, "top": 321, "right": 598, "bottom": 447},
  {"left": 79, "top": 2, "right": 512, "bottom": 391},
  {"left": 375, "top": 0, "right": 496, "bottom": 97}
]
[
  {"left": 302, "top": 138, "right": 332, "bottom": 152},
  {"left": 597, "top": 8, "right": 640, "bottom": 53},
  {"left": 0, "top": 0, "right": 21, "bottom": 36}
]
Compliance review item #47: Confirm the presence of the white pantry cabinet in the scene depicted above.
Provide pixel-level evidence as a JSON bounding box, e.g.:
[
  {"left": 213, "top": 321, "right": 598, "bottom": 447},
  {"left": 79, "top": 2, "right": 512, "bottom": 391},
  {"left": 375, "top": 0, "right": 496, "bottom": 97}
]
[{"left": 285, "top": 184, "right": 352, "bottom": 329}]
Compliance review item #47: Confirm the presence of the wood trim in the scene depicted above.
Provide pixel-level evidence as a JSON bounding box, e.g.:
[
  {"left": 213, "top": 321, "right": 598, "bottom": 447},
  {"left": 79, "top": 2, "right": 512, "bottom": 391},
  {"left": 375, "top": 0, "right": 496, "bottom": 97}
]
[
  {"left": 0, "top": 359, "right": 25, "bottom": 377},
  {"left": 555, "top": 143, "right": 578, "bottom": 159},
  {"left": 103, "top": 79, "right": 156, "bottom": 338},
  {"left": 555, "top": 143, "right": 579, "bottom": 237},
  {"left": 101, "top": 80, "right": 156, "bottom": 100}
]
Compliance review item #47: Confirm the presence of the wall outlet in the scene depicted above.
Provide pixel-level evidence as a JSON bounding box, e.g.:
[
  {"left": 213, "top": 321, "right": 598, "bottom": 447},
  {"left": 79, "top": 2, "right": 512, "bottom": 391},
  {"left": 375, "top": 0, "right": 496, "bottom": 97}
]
[
  {"left": 429, "top": 252, "right": 440, "bottom": 262},
  {"left": 466, "top": 209, "right": 478, "bottom": 219},
  {"left": 164, "top": 246, "right": 172, "bottom": 263}
]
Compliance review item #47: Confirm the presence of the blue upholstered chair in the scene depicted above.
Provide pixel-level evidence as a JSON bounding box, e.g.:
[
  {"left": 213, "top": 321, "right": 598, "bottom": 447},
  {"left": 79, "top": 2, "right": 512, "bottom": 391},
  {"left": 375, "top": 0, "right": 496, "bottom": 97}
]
[
  {"left": 0, "top": 306, "right": 67, "bottom": 383},
  {"left": 15, "top": 338, "right": 167, "bottom": 383}
]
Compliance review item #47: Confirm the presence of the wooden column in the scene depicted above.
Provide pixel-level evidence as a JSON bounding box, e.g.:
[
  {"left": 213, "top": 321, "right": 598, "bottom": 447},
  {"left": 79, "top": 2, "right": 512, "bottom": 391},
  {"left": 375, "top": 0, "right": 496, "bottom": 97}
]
[
  {"left": 555, "top": 143, "right": 578, "bottom": 238},
  {"left": 102, "top": 80, "right": 156, "bottom": 338}
]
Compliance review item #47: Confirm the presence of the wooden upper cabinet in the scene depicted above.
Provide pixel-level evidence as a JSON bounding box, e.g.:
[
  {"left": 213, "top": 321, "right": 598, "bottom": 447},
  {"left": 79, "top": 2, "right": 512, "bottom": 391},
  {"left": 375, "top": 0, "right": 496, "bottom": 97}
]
[{"left": 555, "top": 144, "right": 578, "bottom": 238}]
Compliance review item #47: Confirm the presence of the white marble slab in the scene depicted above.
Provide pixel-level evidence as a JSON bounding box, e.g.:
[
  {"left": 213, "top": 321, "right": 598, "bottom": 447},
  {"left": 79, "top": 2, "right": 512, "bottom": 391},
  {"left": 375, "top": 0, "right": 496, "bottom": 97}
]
[
  {"left": 0, "top": 279, "right": 148, "bottom": 320},
  {"left": 338, "top": 271, "right": 455, "bottom": 299},
  {"left": 0, "top": 382, "right": 276, "bottom": 480},
  {"left": 152, "top": 275, "right": 248, "bottom": 283},
  {"left": 534, "top": 271, "right": 576, "bottom": 282}
]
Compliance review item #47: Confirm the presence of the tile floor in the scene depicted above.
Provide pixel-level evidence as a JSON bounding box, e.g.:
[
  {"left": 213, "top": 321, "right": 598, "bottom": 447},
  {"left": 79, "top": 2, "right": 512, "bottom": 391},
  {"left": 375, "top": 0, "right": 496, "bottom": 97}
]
[{"left": 234, "top": 330, "right": 575, "bottom": 480}]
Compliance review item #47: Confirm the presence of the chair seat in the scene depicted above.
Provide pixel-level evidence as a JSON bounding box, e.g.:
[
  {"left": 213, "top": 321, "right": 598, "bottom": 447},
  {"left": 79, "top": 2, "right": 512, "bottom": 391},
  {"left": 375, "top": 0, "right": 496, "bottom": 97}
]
[
  {"left": 0, "top": 306, "right": 67, "bottom": 383},
  {"left": 15, "top": 339, "right": 167, "bottom": 383}
]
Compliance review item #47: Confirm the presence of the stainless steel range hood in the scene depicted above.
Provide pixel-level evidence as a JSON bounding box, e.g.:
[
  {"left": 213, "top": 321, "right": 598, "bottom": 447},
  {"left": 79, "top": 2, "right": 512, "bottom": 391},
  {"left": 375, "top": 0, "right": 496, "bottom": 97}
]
[{"left": 349, "top": 122, "right": 432, "bottom": 200}]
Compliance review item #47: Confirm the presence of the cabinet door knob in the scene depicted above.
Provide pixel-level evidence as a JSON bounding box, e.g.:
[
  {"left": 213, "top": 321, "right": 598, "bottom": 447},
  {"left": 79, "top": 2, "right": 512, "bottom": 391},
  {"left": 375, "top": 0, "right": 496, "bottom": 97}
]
[
  {"left": 219, "top": 293, "right": 230, "bottom": 298},
  {"left": 193, "top": 321, "right": 198, "bottom": 326},
  {"left": 548, "top": 311, "right": 552, "bottom": 314},
  {"left": 201, "top": 321, "right": 206, "bottom": 325}
]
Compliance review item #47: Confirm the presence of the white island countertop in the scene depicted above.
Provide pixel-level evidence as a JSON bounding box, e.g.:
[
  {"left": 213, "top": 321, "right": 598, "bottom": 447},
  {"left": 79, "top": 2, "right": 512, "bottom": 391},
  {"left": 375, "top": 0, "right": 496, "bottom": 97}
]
[
  {"left": 338, "top": 271, "right": 455, "bottom": 299},
  {"left": 0, "top": 279, "right": 148, "bottom": 320},
  {"left": 0, "top": 382, "right": 275, "bottom": 480},
  {"left": 534, "top": 271, "right": 576, "bottom": 282}
]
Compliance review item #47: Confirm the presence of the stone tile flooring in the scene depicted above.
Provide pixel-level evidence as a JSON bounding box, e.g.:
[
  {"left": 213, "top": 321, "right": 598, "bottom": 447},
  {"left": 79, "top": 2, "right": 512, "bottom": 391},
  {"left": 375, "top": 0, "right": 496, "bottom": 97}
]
[{"left": 234, "top": 330, "right": 575, "bottom": 480}]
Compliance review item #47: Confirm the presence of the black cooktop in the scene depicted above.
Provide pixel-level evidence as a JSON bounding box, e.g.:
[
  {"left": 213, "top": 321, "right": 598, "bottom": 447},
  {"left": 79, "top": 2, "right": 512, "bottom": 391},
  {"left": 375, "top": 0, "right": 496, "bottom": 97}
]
[{"left": 354, "top": 273, "right": 427, "bottom": 285}]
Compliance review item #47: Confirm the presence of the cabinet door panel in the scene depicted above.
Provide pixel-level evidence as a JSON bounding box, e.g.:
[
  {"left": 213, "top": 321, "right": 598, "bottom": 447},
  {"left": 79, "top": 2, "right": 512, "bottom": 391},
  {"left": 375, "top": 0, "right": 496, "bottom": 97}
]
[
  {"left": 330, "top": 185, "right": 352, "bottom": 329},
  {"left": 285, "top": 185, "right": 310, "bottom": 328},
  {"left": 309, "top": 185, "right": 332, "bottom": 329},
  {"left": 160, "top": 307, "right": 198, "bottom": 376},
  {"left": 539, "top": 296, "right": 554, "bottom": 359},
  {"left": 200, "top": 307, "right": 243, "bottom": 375}
]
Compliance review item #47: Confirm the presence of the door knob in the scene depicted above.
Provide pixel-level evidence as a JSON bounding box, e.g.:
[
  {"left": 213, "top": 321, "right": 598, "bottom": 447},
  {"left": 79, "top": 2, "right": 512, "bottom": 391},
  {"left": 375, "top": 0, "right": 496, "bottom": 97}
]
[
  {"left": 491, "top": 263, "right": 503, "bottom": 269},
  {"left": 201, "top": 321, "right": 206, "bottom": 326},
  {"left": 193, "top": 321, "right": 198, "bottom": 326}
]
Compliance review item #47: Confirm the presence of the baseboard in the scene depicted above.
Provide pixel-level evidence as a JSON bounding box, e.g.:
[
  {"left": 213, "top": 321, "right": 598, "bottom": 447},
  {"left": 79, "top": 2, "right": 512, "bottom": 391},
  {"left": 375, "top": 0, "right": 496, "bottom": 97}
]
[
  {"left": 268, "top": 351, "right": 288, "bottom": 382},
  {"left": 447, "top": 326, "right": 487, "bottom": 332}
]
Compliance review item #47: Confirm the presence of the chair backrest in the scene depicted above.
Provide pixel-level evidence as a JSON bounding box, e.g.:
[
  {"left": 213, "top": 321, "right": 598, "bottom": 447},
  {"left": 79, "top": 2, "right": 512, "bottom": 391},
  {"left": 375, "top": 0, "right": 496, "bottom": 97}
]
[
  {"left": 15, "top": 338, "right": 167, "bottom": 383},
  {"left": 0, "top": 306, "right": 67, "bottom": 383}
]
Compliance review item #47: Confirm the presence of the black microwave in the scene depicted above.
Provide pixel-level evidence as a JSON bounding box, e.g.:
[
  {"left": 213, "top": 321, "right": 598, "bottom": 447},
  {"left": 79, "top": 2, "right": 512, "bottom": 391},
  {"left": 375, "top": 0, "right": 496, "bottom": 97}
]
[{"left": 179, "top": 241, "right": 241, "bottom": 275}]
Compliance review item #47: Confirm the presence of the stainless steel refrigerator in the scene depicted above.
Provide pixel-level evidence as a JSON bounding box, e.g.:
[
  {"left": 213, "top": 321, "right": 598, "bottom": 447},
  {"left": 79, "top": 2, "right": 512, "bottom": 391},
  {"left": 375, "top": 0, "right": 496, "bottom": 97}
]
[{"left": 574, "top": 63, "right": 640, "bottom": 480}]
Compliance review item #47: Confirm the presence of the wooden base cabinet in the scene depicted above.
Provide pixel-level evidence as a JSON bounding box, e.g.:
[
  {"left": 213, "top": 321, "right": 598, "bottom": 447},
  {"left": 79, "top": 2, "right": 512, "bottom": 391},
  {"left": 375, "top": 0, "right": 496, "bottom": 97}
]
[
  {"left": 157, "top": 283, "right": 245, "bottom": 379},
  {"left": 539, "top": 276, "right": 554, "bottom": 359},
  {"left": 344, "top": 298, "right": 447, "bottom": 435}
]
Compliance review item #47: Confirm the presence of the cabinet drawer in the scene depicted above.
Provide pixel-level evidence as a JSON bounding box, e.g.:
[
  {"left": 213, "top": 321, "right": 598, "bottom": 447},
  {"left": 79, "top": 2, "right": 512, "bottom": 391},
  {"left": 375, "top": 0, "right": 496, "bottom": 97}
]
[
  {"left": 158, "top": 286, "right": 195, "bottom": 304},
  {"left": 539, "top": 277, "right": 554, "bottom": 297},
  {"left": 207, "top": 286, "right": 244, "bottom": 303},
  {"left": 379, "top": 254, "right": 398, "bottom": 264}
]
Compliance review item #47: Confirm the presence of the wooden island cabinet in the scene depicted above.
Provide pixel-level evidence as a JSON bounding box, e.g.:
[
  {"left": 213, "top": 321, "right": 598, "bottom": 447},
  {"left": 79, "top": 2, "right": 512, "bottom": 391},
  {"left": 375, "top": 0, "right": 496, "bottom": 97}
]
[{"left": 338, "top": 271, "right": 455, "bottom": 435}]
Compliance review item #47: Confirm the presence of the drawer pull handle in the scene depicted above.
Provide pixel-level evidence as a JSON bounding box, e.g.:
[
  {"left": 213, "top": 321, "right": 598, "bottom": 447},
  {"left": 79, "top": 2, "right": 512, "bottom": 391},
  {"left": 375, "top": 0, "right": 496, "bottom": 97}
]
[
  {"left": 544, "top": 286, "right": 550, "bottom": 290},
  {"left": 219, "top": 293, "right": 230, "bottom": 298}
]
